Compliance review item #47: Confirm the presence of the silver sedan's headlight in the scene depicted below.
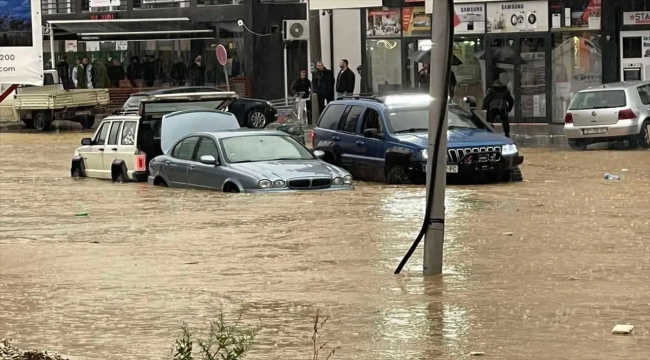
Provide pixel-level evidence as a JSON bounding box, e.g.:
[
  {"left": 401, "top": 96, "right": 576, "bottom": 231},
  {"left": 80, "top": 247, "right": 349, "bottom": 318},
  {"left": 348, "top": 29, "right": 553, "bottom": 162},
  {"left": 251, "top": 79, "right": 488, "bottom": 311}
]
[
  {"left": 419, "top": 148, "right": 428, "bottom": 160},
  {"left": 273, "top": 180, "right": 286, "bottom": 188},
  {"left": 343, "top": 175, "right": 353, "bottom": 184},
  {"left": 501, "top": 144, "right": 518, "bottom": 155},
  {"left": 332, "top": 177, "right": 343, "bottom": 185},
  {"left": 258, "top": 179, "right": 272, "bottom": 188}
]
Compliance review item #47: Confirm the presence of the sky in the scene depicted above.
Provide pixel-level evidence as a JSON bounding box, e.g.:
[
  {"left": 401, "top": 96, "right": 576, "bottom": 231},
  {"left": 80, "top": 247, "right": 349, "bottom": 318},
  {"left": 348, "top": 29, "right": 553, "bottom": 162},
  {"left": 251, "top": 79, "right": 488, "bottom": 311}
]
[{"left": 0, "top": 0, "right": 32, "bottom": 20}]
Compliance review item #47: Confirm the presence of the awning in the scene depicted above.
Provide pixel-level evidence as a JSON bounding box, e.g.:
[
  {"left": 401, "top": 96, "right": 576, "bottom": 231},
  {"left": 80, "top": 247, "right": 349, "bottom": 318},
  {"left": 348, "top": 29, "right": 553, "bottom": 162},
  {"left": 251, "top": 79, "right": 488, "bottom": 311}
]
[
  {"left": 48, "top": 17, "right": 193, "bottom": 33},
  {"left": 47, "top": 18, "right": 214, "bottom": 41}
]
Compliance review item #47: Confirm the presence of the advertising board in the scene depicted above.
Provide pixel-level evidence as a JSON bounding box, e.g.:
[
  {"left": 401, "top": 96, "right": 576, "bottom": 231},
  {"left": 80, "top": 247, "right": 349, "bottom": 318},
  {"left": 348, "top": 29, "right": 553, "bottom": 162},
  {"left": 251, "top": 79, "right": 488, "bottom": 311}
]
[{"left": 0, "top": 0, "right": 44, "bottom": 85}]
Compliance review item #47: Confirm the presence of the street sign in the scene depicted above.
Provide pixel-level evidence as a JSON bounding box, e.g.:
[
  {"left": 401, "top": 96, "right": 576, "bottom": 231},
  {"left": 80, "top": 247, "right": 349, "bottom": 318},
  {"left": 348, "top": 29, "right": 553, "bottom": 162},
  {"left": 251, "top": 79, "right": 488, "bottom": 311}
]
[{"left": 216, "top": 44, "right": 228, "bottom": 66}]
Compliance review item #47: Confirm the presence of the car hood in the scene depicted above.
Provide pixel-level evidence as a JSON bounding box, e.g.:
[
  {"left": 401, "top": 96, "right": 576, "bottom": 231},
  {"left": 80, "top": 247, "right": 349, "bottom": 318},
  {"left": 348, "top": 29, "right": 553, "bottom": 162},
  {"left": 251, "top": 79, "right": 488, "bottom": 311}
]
[
  {"left": 160, "top": 110, "right": 240, "bottom": 154},
  {"left": 231, "top": 159, "right": 348, "bottom": 180},
  {"left": 392, "top": 128, "right": 513, "bottom": 147}
]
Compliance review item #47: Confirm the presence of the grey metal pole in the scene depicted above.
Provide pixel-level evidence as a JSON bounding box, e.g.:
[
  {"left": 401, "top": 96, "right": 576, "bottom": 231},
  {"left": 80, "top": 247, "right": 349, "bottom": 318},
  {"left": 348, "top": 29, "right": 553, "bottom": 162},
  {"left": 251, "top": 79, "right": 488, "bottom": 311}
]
[{"left": 423, "top": 0, "right": 452, "bottom": 276}]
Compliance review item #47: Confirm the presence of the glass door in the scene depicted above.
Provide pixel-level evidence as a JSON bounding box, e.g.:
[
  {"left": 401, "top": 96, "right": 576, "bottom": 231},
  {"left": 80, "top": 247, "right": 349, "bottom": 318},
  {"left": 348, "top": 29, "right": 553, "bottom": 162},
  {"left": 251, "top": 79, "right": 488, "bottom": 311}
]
[
  {"left": 485, "top": 35, "right": 549, "bottom": 123},
  {"left": 402, "top": 38, "right": 430, "bottom": 92}
]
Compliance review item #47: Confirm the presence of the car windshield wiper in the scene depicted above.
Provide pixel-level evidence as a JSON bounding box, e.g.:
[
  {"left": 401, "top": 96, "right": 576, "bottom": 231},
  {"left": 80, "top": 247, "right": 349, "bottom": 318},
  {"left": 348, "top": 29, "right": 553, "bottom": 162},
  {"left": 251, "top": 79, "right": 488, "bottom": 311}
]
[
  {"left": 394, "top": 128, "right": 428, "bottom": 133},
  {"left": 266, "top": 157, "right": 307, "bottom": 161},
  {"left": 447, "top": 125, "right": 474, "bottom": 129}
]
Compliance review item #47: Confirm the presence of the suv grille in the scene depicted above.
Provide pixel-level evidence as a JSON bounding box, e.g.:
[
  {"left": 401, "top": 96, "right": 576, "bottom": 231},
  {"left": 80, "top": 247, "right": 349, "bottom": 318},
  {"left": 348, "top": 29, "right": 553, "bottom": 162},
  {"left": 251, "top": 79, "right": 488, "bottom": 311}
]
[
  {"left": 288, "top": 178, "right": 332, "bottom": 190},
  {"left": 447, "top": 146, "right": 501, "bottom": 164}
]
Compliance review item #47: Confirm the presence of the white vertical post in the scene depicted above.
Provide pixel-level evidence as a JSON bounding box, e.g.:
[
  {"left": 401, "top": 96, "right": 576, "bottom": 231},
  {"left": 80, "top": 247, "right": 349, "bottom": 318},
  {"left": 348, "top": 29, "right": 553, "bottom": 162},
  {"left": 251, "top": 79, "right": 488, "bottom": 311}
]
[
  {"left": 284, "top": 43, "right": 289, "bottom": 106},
  {"left": 305, "top": 0, "right": 312, "bottom": 80}
]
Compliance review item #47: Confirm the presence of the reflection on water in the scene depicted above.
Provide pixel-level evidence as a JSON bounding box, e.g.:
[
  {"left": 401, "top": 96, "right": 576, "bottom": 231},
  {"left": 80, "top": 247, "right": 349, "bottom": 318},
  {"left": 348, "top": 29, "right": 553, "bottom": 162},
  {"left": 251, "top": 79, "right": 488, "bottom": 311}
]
[{"left": 1, "top": 133, "right": 649, "bottom": 360}]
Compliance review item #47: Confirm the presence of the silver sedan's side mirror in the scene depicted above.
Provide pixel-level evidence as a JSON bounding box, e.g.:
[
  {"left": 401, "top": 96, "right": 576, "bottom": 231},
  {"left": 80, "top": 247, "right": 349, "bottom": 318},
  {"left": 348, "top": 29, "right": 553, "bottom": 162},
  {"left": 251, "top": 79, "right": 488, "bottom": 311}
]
[
  {"left": 199, "top": 155, "right": 217, "bottom": 165},
  {"left": 313, "top": 150, "right": 325, "bottom": 159}
]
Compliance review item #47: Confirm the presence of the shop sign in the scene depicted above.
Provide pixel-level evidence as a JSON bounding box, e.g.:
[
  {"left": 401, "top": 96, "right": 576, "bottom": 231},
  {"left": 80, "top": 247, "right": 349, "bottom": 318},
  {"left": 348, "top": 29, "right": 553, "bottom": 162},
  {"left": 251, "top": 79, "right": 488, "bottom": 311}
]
[
  {"left": 403, "top": 6, "right": 430, "bottom": 36},
  {"left": 455, "top": 4, "right": 485, "bottom": 34},
  {"left": 116, "top": 41, "right": 128, "bottom": 51},
  {"left": 623, "top": 12, "right": 650, "bottom": 26},
  {"left": 0, "top": 0, "right": 44, "bottom": 86},
  {"left": 486, "top": 1, "right": 549, "bottom": 33},
  {"left": 88, "top": 13, "right": 117, "bottom": 20},
  {"left": 366, "top": 8, "right": 401, "bottom": 38},
  {"left": 550, "top": 0, "right": 601, "bottom": 30}
]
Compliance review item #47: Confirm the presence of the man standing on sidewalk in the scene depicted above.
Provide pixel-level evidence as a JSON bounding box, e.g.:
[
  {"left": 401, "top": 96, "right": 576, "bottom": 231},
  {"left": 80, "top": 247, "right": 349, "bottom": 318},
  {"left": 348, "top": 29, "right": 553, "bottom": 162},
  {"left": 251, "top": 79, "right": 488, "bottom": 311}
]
[
  {"left": 336, "top": 59, "right": 355, "bottom": 99},
  {"left": 313, "top": 61, "right": 334, "bottom": 116}
]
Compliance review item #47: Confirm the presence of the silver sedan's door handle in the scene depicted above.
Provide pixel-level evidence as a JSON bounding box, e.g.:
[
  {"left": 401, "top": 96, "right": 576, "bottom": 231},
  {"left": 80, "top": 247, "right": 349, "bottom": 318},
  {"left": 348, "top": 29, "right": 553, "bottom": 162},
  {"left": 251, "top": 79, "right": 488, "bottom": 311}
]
[
  {"left": 165, "top": 161, "right": 171, "bottom": 165},
  {"left": 189, "top": 164, "right": 195, "bottom": 169}
]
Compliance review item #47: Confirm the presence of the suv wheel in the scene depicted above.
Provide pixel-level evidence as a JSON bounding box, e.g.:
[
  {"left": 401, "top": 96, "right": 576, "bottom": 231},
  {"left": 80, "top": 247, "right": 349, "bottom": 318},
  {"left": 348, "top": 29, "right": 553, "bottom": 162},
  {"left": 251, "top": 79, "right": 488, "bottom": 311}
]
[
  {"left": 567, "top": 139, "right": 588, "bottom": 151},
  {"left": 386, "top": 165, "right": 410, "bottom": 184},
  {"left": 503, "top": 166, "right": 523, "bottom": 182},
  {"left": 114, "top": 171, "right": 128, "bottom": 183},
  {"left": 248, "top": 111, "right": 267, "bottom": 128}
]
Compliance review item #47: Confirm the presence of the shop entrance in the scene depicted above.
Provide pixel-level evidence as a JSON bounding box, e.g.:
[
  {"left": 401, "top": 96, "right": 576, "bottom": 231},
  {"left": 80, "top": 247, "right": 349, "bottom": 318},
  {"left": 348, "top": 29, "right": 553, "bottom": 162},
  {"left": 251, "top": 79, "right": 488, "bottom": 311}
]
[
  {"left": 485, "top": 34, "right": 550, "bottom": 123},
  {"left": 403, "top": 38, "right": 430, "bottom": 92},
  {"left": 620, "top": 30, "right": 650, "bottom": 81}
]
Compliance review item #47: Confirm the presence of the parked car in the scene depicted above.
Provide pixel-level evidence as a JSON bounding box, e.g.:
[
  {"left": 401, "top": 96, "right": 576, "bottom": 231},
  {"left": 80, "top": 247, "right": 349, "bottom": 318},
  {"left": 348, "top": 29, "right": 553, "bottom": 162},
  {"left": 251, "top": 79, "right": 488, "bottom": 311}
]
[
  {"left": 148, "top": 127, "right": 353, "bottom": 193},
  {"left": 117, "top": 86, "right": 277, "bottom": 128},
  {"left": 312, "top": 94, "right": 523, "bottom": 184},
  {"left": 70, "top": 92, "right": 239, "bottom": 182},
  {"left": 564, "top": 81, "right": 650, "bottom": 150}
]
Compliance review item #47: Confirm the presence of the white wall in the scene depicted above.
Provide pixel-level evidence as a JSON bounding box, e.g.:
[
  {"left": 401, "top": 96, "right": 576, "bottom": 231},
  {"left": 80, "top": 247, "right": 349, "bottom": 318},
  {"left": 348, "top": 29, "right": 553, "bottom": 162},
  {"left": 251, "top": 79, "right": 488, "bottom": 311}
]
[{"left": 330, "top": 9, "right": 362, "bottom": 94}]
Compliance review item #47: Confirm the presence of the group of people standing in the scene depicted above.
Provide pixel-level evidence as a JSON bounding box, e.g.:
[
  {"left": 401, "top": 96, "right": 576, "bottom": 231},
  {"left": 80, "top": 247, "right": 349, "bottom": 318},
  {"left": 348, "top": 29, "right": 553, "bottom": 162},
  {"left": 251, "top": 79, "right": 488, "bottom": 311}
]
[
  {"left": 55, "top": 55, "right": 209, "bottom": 89},
  {"left": 289, "top": 59, "right": 356, "bottom": 117}
]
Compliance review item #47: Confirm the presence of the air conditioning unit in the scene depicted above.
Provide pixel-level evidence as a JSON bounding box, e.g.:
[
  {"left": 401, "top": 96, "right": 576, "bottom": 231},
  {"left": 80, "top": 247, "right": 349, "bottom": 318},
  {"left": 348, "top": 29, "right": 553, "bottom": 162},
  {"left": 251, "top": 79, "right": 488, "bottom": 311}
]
[{"left": 283, "top": 20, "right": 309, "bottom": 41}]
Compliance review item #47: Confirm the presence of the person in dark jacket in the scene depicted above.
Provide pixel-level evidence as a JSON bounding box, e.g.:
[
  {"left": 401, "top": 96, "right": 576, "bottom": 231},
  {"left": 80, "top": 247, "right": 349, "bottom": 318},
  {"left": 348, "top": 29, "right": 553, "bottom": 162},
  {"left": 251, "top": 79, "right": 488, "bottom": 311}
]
[
  {"left": 188, "top": 55, "right": 206, "bottom": 86},
  {"left": 127, "top": 56, "right": 143, "bottom": 88},
  {"left": 143, "top": 56, "right": 157, "bottom": 87},
  {"left": 290, "top": 70, "right": 311, "bottom": 98},
  {"left": 107, "top": 58, "right": 126, "bottom": 88},
  {"left": 56, "top": 56, "right": 72, "bottom": 90},
  {"left": 335, "top": 59, "right": 355, "bottom": 99},
  {"left": 170, "top": 58, "right": 187, "bottom": 86},
  {"left": 312, "top": 61, "right": 335, "bottom": 116},
  {"left": 482, "top": 75, "right": 515, "bottom": 138}
]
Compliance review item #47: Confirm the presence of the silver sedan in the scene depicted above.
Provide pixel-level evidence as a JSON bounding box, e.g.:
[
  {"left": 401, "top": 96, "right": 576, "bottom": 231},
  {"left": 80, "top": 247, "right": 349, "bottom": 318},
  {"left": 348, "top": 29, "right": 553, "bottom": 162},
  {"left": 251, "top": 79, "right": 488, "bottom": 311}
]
[{"left": 148, "top": 129, "right": 354, "bottom": 193}]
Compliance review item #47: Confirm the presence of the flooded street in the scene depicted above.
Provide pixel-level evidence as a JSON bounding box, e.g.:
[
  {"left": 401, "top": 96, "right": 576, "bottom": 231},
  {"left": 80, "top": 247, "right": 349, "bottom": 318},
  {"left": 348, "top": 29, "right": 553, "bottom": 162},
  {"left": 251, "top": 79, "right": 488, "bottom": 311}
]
[{"left": 1, "top": 132, "right": 649, "bottom": 360}]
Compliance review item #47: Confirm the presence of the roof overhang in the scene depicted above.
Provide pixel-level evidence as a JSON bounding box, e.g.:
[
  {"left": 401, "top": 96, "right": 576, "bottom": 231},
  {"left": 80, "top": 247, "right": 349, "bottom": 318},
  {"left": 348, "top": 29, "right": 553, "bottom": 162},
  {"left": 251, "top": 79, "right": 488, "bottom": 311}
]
[{"left": 47, "top": 18, "right": 214, "bottom": 41}]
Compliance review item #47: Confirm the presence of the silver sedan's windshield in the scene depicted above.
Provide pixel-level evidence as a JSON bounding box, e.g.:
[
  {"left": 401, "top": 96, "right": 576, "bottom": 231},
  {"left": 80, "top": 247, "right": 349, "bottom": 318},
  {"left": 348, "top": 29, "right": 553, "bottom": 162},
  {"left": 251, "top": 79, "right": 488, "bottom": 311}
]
[{"left": 221, "top": 135, "right": 314, "bottom": 163}]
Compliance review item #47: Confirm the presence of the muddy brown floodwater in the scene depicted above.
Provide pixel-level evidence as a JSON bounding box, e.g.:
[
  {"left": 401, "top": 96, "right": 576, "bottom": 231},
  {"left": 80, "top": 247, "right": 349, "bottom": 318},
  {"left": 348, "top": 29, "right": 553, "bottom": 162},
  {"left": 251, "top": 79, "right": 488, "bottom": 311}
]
[{"left": 0, "top": 132, "right": 649, "bottom": 360}]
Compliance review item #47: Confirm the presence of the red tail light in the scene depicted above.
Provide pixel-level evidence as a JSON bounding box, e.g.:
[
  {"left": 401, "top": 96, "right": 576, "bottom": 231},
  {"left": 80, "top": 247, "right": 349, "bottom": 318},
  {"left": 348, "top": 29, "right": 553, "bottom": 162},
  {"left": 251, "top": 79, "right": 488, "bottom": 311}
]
[
  {"left": 135, "top": 155, "right": 146, "bottom": 172},
  {"left": 618, "top": 109, "right": 637, "bottom": 120},
  {"left": 564, "top": 113, "right": 573, "bottom": 123}
]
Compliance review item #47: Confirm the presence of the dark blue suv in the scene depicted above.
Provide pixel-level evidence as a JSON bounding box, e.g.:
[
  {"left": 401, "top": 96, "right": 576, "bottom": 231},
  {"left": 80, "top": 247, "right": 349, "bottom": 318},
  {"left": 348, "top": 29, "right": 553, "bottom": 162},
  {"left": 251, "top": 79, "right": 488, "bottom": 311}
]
[{"left": 312, "top": 94, "right": 523, "bottom": 184}]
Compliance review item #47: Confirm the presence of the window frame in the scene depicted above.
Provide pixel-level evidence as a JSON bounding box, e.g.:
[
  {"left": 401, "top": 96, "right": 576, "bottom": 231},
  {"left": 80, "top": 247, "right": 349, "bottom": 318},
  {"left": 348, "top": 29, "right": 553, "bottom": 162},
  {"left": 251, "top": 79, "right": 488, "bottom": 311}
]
[
  {"left": 317, "top": 104, "right": 348, "bottom": 130},
  {"left": 173, "top": 136, "right": 201, "bottom": 161},
  {"left": 193, "top": 136, "right": 220, "bottom": 162},
  {"left": 120, "top": 121, "right": 138, "bottom": 146},
  {"left": 636, "top": 84, "right": 650, "bottom": 105},
  {"left": 94, "top": 121, "right": 111, "bottom": 145},
  {"left": 107, "top": 121, "right": 124, "bottom": 146},
  {"left": 359, "top": 107, "right": 383, "bottom": 136},
  {"left": 338, "top": 105, "right": 365, "bottom": 133}
]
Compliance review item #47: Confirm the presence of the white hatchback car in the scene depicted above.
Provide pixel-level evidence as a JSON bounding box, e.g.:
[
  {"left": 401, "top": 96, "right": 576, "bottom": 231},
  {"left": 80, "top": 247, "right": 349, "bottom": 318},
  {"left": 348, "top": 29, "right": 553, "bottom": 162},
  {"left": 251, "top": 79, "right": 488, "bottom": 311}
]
[{"left": 564, "top": 81, "right": 650, "bottom": 150}]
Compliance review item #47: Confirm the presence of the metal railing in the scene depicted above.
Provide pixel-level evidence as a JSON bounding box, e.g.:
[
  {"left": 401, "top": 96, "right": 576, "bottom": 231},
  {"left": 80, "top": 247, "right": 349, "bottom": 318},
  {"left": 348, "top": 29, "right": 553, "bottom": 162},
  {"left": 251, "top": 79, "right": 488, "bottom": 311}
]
[{"left": 133, "top": 0, "right": 190, "bottom": 9}]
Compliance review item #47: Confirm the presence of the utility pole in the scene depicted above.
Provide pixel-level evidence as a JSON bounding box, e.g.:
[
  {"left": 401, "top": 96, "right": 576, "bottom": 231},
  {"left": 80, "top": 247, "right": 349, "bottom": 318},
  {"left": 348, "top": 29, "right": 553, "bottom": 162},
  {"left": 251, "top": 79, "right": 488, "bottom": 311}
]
[{"left": 423, "top": 0, "right": 452, "bottom": 276}]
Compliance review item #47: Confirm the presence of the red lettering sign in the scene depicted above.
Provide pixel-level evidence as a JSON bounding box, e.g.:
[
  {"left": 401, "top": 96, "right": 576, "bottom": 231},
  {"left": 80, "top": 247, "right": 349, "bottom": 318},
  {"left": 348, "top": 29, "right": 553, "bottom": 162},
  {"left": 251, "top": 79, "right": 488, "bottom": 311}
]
[{"left": 89, "top": 14, "right": 116, "bottom": 20}]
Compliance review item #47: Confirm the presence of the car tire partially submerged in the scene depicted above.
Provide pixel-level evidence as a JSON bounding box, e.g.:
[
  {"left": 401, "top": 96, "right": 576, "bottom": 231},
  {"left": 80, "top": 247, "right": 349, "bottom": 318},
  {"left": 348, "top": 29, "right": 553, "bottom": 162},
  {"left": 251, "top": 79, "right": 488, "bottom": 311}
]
[
  {"left": 504, "top": 165, "right": 523, "bottom": 182},
  {"left": 386, "top": 165, "right": 411, "bottom": 184}
]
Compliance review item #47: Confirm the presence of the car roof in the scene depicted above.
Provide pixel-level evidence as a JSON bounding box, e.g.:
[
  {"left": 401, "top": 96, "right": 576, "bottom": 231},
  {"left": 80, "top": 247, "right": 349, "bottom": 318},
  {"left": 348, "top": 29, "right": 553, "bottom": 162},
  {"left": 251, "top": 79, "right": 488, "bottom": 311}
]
[
  {"left": 200, "top": 129, "right": 288, "bottom": 139},
  {"left": 131, "top": 87, "right": 218, "bottom": 97},
  {"left": 581, "top": 81, "right": 650, "bottom": 92}
]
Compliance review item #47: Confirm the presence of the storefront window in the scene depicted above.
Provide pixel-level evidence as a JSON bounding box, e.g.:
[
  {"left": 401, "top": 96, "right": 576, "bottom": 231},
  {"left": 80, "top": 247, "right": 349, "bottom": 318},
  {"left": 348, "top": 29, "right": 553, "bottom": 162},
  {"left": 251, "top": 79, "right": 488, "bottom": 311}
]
[
  {"left": 551, "top": 33, "right": 602, "bottom": 122},
  {"left": 550, "top": 0, "right": 601, "bottom": 30},
  {"left": 366, "top": 39, "right": 402, "bottom": 94},
  {"left": 366, "top": 8, "right": 401, "bottom": 38},
  {"left": 216, "top": 22, "right": 245, "bottom": 82},
  {"left": 402, "top": 7, "right": 430, "bottom": 37},
  {"left": 452, "top": 38, "right": 484, "bottom": 104}
]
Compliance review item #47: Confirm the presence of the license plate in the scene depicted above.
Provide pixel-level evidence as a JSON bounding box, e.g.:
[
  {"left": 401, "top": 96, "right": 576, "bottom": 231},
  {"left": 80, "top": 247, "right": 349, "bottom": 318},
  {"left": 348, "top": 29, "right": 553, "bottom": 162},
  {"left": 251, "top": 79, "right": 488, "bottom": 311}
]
[
  {"left": 423, "top": 165, "right": 459, "bottom": 173},
  {"left": 583, "top": 127, "right": 607, "bottom": 135},
  {"left": 446, "top": 165, "right": 458, "bottom": 173}
]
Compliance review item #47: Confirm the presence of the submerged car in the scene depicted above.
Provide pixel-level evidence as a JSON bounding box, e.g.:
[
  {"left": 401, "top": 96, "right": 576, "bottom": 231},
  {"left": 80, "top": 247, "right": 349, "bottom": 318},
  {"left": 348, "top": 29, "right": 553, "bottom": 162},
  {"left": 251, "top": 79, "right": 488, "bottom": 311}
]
[
  {"left": 312, "top": 94, "right": 523, "bottom": 184},
  {"left": 70, "top": 92, "right": 239, "bottom": 182},
  {"left": 148, "top": 121, "right": 353, "bottom": 193},
  {"left": 117, "top": 86, "right": 277, "bottom": 128},
  {"left": 563, "top": 81, "right": 650, "bottom": 150}
]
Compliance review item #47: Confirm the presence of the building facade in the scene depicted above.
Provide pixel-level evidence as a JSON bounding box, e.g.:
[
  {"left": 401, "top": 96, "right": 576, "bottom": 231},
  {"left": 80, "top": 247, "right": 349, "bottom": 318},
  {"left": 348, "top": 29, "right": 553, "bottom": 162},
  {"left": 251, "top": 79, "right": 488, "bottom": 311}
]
[
  {"left": 318, "top": 0, "right": 650, "bottom": 123},
  {"left": 40, "top": 0, "right": 309, "bottom": 99}
]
